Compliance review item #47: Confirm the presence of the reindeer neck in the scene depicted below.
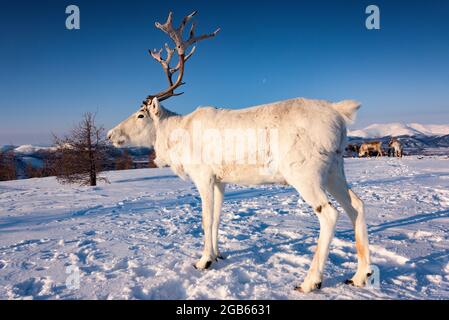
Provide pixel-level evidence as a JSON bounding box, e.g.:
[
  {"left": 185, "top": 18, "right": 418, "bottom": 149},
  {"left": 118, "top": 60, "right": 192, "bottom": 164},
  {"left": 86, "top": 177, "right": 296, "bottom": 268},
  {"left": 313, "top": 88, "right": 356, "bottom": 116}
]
[
  {"left": 155, "top": 106, "right": 182, "bottom": 134},
  {"left": 158, "top": 105, "right": 178, "bottom": 119}
]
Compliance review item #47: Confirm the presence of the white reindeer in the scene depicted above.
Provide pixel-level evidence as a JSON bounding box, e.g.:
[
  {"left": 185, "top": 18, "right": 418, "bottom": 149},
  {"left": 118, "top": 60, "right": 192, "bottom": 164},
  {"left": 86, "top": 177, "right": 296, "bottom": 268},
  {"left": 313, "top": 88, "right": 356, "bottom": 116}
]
[{"left": 108, "top": 11, "right": 372, "bottom": 293}]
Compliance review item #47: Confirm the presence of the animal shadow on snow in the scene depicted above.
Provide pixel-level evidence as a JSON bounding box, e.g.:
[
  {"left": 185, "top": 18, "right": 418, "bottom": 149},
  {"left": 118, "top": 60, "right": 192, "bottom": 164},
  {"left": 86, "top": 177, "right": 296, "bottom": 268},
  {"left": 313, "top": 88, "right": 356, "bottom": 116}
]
[
  {"left": 336, "top": 208, "right": 449, "bottom": 294},
  {"left": 114, "top": 175, "right": 178, "bottom": 184},
  {"left": 355, "top": 172, "right": 449, "bottom": 188}
]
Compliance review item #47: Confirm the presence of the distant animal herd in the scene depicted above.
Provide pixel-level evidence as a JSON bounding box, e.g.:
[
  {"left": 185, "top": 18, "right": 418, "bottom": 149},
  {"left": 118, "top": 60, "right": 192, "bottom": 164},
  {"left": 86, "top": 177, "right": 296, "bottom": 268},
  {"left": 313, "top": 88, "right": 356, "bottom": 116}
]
[{"left": 346, "top": 138, "right": 403, "bottom": 158}]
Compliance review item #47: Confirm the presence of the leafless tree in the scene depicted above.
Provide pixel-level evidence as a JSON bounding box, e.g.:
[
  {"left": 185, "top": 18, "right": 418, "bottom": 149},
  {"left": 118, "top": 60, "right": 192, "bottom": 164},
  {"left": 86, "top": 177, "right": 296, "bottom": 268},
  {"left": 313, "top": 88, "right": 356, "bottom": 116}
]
[
  {"left": 53, "top": 112, "right": 108, "bottom": 186},
  {"left": 26, "top": 163, "right": 43, "bottom": 178},
  {"left": 0, "top": 150, "right": 16, "bottom": 181}
]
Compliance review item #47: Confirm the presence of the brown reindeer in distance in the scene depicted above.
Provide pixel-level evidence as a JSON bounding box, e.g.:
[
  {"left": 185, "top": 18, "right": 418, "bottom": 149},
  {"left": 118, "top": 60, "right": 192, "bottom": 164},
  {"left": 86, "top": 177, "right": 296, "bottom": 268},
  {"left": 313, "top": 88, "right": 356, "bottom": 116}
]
[
  {"left": 358, "top": 141, "right": 383, "bottom": 158},
  {"left": 389, "top": 138, "right": 403, "bottom": 158},
  {"left": 345, "top": 144, "right": 360, "bottom": 158}
]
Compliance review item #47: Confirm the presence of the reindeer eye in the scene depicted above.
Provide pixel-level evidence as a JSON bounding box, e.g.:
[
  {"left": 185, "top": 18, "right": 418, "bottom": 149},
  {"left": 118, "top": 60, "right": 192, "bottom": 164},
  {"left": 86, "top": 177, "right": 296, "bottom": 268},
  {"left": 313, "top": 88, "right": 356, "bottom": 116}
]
[{"left": 138, "top": 114, "right": 145, "bottom": 119}]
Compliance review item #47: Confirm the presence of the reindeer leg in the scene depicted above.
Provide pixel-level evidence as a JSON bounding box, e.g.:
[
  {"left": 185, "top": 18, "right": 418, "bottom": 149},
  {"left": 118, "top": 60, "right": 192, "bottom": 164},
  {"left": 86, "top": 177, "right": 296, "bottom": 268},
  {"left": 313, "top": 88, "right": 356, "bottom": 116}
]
[
  {"left": 212, "top": 182, "right": 225, "bottom": 260},
  {"left": 287, "top": 171, "right": 338, "bottom": 293},
  {"left": 193, "top": 175, "right": 216, "bottom": 270},
  {"left": 326, "top": 163, "right": 372, "bottom": 287},
  {"left": 297, "top": 198, "right": 338, "bottom": 293}
]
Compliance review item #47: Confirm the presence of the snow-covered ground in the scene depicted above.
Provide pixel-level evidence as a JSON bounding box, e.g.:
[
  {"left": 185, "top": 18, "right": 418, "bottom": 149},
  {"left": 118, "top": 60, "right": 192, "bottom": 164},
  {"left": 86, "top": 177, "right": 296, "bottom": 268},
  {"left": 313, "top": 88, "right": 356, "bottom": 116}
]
[{"left": 0, "top": 156, "right": 448, "bottom": 300}]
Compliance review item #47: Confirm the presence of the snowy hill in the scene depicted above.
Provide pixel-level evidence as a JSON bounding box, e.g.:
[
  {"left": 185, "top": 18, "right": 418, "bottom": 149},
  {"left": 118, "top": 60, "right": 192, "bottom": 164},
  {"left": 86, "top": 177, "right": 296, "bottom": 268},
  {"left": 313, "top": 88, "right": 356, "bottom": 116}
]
[
  {"left": 0, "top": 157, "right": 448, "bottom": 299},
  {"left": 347, "top": 134, "right": 449, "bottom": 156},
  {"left": 0, "top": 145, "right": 153, "bottom": 179},
  {"left": 13, "top": 145, "right": 55, "bottom": 155},
  {"left": 349, "top": 123, "right": 449, "bottom": 138},
  {"left": 2, "top": 123, "right": 449, "bottom": 181}
]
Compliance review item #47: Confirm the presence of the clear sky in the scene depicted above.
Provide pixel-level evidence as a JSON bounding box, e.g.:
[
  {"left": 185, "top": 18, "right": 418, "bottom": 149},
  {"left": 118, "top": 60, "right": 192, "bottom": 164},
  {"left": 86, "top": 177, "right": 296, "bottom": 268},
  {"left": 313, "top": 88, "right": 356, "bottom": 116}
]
[{"left": 1, "top": 0, "right": 449, "bottom": 145}]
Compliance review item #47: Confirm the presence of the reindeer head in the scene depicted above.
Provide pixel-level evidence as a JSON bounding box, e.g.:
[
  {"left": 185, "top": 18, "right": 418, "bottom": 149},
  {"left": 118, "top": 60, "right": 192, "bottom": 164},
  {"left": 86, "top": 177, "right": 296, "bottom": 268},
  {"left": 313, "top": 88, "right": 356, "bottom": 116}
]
[
  {"left": 107, "top": 11, "right": 219, "bottom": 148},
  {"left": 388, "top": 137, "right": 396, "bottom": 147},
  {"left": 107, "top": 105, "right": 156, "bottom": 148}
]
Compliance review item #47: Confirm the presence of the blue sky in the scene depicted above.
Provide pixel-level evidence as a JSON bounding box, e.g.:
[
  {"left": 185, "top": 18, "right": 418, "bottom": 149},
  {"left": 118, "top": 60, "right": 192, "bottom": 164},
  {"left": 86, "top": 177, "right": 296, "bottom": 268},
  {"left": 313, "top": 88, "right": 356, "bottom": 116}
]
[{"left": 1, "top": 0, "right": 449, "bottom": 145}]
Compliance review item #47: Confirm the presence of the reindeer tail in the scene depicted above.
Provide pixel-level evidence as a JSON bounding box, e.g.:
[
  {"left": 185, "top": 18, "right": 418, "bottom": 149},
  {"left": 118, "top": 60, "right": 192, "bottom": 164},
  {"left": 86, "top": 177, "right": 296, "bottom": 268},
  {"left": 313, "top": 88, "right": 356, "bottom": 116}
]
[{"left": 331, "top": 100, "right": 361, "bottom": 125}]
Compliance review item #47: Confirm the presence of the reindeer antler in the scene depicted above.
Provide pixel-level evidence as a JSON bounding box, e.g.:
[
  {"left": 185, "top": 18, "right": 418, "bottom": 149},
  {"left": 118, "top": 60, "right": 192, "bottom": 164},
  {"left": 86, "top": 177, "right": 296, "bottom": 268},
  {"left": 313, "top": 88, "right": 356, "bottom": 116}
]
[{"left": 145, "top": 11, "right": 220, "bottom": 103}]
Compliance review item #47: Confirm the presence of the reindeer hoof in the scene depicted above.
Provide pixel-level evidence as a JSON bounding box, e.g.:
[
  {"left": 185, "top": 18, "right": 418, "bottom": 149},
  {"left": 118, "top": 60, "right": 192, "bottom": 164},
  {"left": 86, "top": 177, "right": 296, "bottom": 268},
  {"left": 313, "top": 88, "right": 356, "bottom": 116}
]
[
  {"left": 214, "top": 253, "right": 225, "bottom": 262},
  {"left": 344, "top": 279, "right": 354, "bottom": 285},
  {"left": 345, "top": 272, "right": 372, "bottom": 286},
  {"left": 294, "top": 282, "right": 322, "bottom": 293},
  {"left": 193, "top": 260, "right": 213, "bottom": 270}
]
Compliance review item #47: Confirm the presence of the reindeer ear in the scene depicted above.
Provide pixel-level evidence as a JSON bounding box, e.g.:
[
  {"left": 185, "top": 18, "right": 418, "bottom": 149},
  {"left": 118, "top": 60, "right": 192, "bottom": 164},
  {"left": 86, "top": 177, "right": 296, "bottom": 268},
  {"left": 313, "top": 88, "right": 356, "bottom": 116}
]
[{"left": 149, "top": 97, "right": 161, "bottom": 119}]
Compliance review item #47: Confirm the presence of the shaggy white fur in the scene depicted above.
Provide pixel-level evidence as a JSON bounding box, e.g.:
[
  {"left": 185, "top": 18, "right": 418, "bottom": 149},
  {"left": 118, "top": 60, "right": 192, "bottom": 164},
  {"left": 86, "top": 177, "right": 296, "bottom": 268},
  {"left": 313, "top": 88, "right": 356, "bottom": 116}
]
[{"left": 108, "top": 97, "right": 372, "bottom": 293}]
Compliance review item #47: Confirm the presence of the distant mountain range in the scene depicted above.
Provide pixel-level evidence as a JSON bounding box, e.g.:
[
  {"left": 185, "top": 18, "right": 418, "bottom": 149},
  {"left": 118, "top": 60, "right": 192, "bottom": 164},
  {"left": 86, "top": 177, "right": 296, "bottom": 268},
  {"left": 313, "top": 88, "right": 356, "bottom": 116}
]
[
  {"left": 348, "top": 123, "right": 449, "bottom": 138},
  {"left": 1, "top": 123, "right": 449, "bottom": 179},
  {"left": 1, "top": 144, "right": 151, "bottom": 157},
  {"left": 347, "top": 123, "right": 449, "bottom": 156},
  {"left": 0, "top": 145, "right": 152, "bottom": 179}
]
